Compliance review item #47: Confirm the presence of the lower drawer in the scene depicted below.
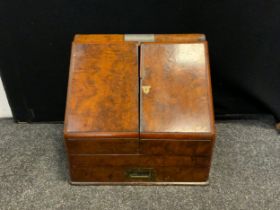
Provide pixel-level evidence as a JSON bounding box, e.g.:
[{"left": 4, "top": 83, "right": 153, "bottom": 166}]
[{"left": 68, "top": 154, "right": 211, "bottom": 183}]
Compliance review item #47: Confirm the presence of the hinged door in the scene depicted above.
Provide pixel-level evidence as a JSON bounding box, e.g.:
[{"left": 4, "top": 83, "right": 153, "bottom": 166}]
[{"left": 140, "top": 42, "right": 215, "bottom": 141}]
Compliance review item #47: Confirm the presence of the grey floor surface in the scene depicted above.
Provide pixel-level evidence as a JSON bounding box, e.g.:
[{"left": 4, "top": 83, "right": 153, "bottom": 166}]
[{"left": 0, "top": 117, "right": 279, "bottom": 210}]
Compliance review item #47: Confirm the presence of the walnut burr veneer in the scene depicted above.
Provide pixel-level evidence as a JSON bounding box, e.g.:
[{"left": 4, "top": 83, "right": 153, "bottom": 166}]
[{"left": 64, "top": 34, "right": 215, "bottom": 185}]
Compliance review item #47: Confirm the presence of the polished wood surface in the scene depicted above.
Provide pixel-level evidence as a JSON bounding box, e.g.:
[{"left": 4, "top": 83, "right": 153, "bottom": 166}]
[
  {"left": 139, "top": 140, "right": 212, "bottom": 155},
  {"left": 64, "top": 34, "right": 216, "bottom": 184},
  {"left": 74, "top": 34, "right": 125, "bottom": 44},
  {"left": 140, "top": 42, "right": 215, "bottom": 139},
  {"left": 73, "top": 34, "right": 204, "bottom": 44},
  {"left": 66, "top": 139, "right": 138, "bottom": 154},
  {"left": 64, "top": 42, "right": 139, "bottom": 139},
  {"left": 70, "top": 155, "right": 210, "bottom": 167},
  {"left": 70, "top": 166, "right": 209, "bottom": 183},
  {"left": 66, "top": 139, "right": 212, "bottom": 155},
  {"left": 69, "top": 155, "right": 210, "bottom": 182},
  {"left": 155, "top": 34, "right": 205, "bottom": 42}
]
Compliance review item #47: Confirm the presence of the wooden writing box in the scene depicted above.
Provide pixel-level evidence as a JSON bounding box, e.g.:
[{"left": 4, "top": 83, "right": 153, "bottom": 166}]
[{"left": 64, "top": 34, "right": 215, "bottom": 185}]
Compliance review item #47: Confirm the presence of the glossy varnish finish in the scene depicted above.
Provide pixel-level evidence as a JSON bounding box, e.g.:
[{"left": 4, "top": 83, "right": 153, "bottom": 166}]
[
  {"left": 64, "top": 34, "right": 216, "bottom": 184},
  {"left": 66, "top": 139, "right": 139, "bottom": 154},
  {"left": 140, "top": 43, "right": 214, "bottom": 138},
  {"left": 64, "top": 43, "right": 139, "bottom": 138},
  {"left": 73, "top": 34, "right": 205, "bottom": 44},
  {"left": 139, "top": 140, "right": 212, "bottom": 156},
  {"left": 155, "top": 34, "right": 206, "bottom": 42},
  {"left": 70, "top": 166, "right": 209, "bottom": 183},
  {"left": 69, "top": 155, "right": 210, "bottom": 182}
]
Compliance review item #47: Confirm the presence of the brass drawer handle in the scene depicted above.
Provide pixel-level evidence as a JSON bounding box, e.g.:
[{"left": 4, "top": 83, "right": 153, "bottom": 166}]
[{"left": 126, "top": 168, "right": 155, "bottom": 180}]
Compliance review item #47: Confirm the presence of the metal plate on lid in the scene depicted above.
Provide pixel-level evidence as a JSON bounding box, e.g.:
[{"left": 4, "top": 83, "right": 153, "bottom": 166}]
[{"left": 125, "top": 34, "right": 155, "bottom": 42}]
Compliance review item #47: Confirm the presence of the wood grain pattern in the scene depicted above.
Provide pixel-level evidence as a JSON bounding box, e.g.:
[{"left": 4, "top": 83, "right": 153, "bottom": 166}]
[
  {"left": 70, "top": 155, "right": 210, "bottom": 167},
  {"left": 66, "top": 139, "right": 138, "bottom": 154},
  {"left": 140, "top": 42, "right": 215, "bottom": 139},
  {"left": 70, "top": 166, "right": 209, "bottom": 183},
  {"left": 73, "top": 34, "right": 204, "bottom": 44},
  {"left": 139, "top": 139, "right": 212, "bottom": 155},
  {"left": 64, "top": 34, "right": 216, "bottom": 184},
  {"left": 155, "top": 34, "right": 205, "bottom": 42},
  {"left": 66, "top": 139, "right": 212, "bottom": 155},
  {"left": 64, "top": 43, "right": 139, "bottom": 139},
  {"left": 69, "top": 155, "right": 210, "bottom": 182},
  {"left": 74, "top": 34, "right": 125, "bottom": 44}
]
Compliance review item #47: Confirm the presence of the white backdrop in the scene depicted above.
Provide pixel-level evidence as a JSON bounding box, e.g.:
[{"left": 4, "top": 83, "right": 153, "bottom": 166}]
[{"left": 0, "top": 77, "right": 12, "bottom": 118}]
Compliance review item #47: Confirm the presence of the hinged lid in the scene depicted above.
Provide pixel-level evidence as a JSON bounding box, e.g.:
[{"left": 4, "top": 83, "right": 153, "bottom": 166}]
[
  {"left": 64, "top": 41, "right": 139, "bottom": 139},
  {"left": 140, "top": 42, "right": 215, "bottom": 140},
  {"left": 64, "top": 34, "right": 214, "bottom": 141}
]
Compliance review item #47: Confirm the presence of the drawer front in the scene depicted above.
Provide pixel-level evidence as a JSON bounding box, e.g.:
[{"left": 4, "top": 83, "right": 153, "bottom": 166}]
[
  {"left": 66, "top": 138, "right": 138, "bottom": 154},
  {"left": 70, "top": 166, "right": 209, "bottom": 183},
  {"left": 140, "top": 139, "right": 213, "bottom": 155},
  {"left": 69, "top": 154, "right": 211, "bottom": 183}
]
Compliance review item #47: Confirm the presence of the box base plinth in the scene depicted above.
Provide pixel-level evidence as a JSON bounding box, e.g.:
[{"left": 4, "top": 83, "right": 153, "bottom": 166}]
[{"left": 69, "top": 180, "right": 209, "bottom": 186}]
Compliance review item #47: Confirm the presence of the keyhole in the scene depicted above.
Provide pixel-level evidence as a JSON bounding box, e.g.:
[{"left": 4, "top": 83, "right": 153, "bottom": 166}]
[{"left": 142, "top": 85, "right": 151, "bottom": 94}]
